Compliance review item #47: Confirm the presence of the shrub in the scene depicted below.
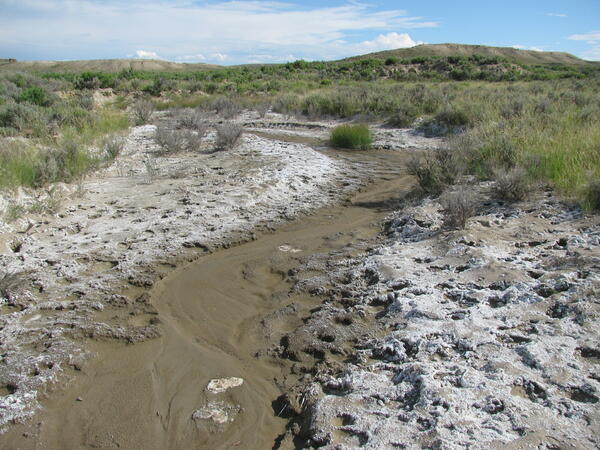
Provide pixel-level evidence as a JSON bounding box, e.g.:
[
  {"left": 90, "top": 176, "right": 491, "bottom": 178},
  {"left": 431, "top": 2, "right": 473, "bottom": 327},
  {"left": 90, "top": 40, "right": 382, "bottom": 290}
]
[
  {"left": 0, "top": 102, "right": 46, "bottom": 132},
  {"left": 176, "top": 109, "right": 209, "bottom": 135},
  {"left": 103, "top": 135, "right": 125, "bottom": 160},
  {"left": 132, "top": 100, "right": 153, "bottom": 125},
  {"left": 434, "top": 105, "right": 471, "bottom": 128},
  {"left": 385, "top": 57, "right": 399, "bottom": 66},
  {"left": 406, "top": 149, "right": 461, "bottom": 196},
  {"left": 18, "top": 86, "right": 53, "bottom": 107},
  {"left": 493, "top": 167, "right": 530, "bottom": 202},
  {"left": 584, "top": 179, "right": 600, "bottom": 211},
  {"left": 211, "top": 96, "right": 241, "bottom": 119},
  {"left": 180, "top": 130, "right": 204, "bottom": 152},
  {"left": 215, "top": 123, "right": 243, "bottom": 151},
  {"left": 154, "top": 127, "right": 186, "bottom": 154},
  {"left": 440, "top": 186, "right": 478, "bottom": 229},
  {"left": 330, "top": 124, "right": 372, "bottom": 150},
  {"left": 386, "top": 105, "right": 419, "bottom": 128}
]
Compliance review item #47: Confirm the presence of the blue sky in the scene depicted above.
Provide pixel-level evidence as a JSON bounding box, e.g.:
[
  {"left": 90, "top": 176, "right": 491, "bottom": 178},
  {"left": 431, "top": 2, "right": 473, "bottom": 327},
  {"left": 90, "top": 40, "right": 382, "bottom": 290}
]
[{"left": 0, "top": 0, "right": 598, "bottom": 64}]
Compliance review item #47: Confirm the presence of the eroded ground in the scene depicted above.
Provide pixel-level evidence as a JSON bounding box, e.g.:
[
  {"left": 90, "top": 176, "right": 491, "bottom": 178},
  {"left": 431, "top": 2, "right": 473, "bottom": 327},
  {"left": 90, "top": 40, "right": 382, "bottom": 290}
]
[{"left": 0, "top": 111, "right": 598, "bottom": 449}]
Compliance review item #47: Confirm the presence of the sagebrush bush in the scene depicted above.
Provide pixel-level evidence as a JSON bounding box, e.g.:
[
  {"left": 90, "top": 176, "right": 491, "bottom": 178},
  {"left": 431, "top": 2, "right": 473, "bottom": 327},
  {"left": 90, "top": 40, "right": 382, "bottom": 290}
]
[
  {"left": 215, "top": 123, "right": 243, "bottom": 151},
  {"left": 154, "top": 127, "right": 187, "bottom": 154},
  {"left": 407, "top": 149, "right": 461, "bottom": 196},
  {"left": 176, "top": 109, "right": 209, "bottom": 135},
  {"left": 102, "top": 135, "right": 125, "bottom": 159},
  {"left": 18, "top": 86, "right": 53, "bottom": 107},
  {"left": 330, "top": 124, "right": 372, "bottom": 150},
  {"left": 493, "top": 167, "right": 530, "bottom": 202},
  {"left": 211, "top": 96, "right": 241, "bottom": 119},
  {"left": 386, "top": 104, "right": 419, "bottom": 127},
  {"left": 132, "top": 100, "right": 153, "bottom": 125},
  {"left": 584, "top": 179, "right": 600, "bottom": 211},
  {"left": 440, "top": 186, "right": 478, "bottom": 229}
]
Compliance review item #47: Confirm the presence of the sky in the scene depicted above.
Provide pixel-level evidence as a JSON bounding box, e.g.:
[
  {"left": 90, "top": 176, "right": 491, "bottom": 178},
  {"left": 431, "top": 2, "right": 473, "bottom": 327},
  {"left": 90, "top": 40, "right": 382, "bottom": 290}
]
[{"left": 0, "top": 0, "right": 599, "bottom": 64}]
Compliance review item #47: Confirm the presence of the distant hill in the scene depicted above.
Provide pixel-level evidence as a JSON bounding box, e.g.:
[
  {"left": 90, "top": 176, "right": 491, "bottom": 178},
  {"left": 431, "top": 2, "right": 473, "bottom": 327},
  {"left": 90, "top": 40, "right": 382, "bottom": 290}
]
[
  {"left": 0, "top": 44, "right": 594, "bottom": 75},
  {"left": 340, "top": 43, "right": 592, "bottom": 66},
  {"left": 0, "top": 58, "right": 222, "bottom": 73}
]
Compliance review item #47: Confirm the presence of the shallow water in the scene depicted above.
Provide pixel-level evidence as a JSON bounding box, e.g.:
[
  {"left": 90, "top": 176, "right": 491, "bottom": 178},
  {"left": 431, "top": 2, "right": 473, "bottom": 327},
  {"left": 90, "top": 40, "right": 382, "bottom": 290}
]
[{"left": 1, "top": 147, "right": 414, "bottom": 449}]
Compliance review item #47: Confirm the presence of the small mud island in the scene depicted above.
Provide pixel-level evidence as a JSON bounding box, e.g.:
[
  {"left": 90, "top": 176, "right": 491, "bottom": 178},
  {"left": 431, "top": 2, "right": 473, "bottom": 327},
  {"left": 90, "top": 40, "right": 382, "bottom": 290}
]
[{"left": 0, "top": 44, "right": 599, "bottom": 449}]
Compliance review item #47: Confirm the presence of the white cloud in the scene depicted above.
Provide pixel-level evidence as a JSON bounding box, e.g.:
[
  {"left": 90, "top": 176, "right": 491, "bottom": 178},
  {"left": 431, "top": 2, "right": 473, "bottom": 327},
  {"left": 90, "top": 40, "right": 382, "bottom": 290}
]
[
  {"left": 581, "top": 45, "right": 600, "bottom": 61},
  {"left": 546, "top": 13, "right": 567, "bottom": 18},
  {"left": 177, "top": 54, "right": 207, "bottom": 62},
  {"left": 568, "top": 31, "right": 600, "bottom": 42},
  {"left": 0, "top": 0, "right": 438, "bottom": 63},
  {"left": 353, "top": 32, "right": 422, "bottom": 52},
  {"left": 211, "top": 53, "right": 229, "bottom": 62},
  {"left": 512, "top": 45, "right": 544, "bottom": 52},
  {"left": 135, "top": 50, "right": 162, "bottom": 59}
]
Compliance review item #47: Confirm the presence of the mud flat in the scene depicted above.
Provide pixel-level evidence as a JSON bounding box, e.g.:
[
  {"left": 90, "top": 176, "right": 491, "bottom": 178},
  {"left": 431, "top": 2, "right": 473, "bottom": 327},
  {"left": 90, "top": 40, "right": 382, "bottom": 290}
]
[
  {"left": 0, "top": 138, "right": 415, "bottom": 447},
  {"left": 0, "top": 111, "right": 435, "bottom": 446},
  {"left": 0, "top": 116, "right": 368, "bottom": 430}
]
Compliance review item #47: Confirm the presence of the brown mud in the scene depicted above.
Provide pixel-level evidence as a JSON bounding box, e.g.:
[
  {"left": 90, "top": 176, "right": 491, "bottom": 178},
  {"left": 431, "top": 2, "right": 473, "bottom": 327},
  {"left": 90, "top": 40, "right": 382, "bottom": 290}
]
[{"left": 1, "top": 148, "right": 415, "bottom": 449}]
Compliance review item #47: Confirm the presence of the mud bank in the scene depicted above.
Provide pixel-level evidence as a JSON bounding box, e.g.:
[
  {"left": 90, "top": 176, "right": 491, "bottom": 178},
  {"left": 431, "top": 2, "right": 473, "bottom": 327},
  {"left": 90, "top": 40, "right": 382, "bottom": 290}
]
[
  {"left": 0, "top": 144, "right": 415, "bottom": 447},
  {"left": 273, "top": 187, "right": 600, "bottom": 449},
  {"left": 0, "top": 117, "right": 371, "bottom": 429}
]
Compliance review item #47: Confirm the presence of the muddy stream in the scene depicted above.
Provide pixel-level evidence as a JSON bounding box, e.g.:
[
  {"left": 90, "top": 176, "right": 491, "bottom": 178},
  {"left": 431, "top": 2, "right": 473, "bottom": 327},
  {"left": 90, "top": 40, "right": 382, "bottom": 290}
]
[{"left": 3, "top": 143, "right": 415, "bottom": 449}]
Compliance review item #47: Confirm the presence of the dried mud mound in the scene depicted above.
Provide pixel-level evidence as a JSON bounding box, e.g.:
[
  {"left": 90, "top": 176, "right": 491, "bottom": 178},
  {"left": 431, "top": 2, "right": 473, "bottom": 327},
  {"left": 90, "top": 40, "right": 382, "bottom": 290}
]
[{"left": 273, "top": 191, "right": 600, "bottom": 449}]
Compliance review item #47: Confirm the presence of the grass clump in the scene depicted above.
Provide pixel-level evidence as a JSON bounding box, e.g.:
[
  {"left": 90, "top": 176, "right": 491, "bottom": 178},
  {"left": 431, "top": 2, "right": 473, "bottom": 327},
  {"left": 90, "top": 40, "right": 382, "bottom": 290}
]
[{"left": 330, "top": 124, "right": 372, "bottom": 150}]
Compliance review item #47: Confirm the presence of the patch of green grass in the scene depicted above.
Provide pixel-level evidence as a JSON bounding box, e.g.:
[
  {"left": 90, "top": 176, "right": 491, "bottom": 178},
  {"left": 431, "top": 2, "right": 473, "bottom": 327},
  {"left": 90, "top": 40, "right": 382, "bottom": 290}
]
[{"left": 330, "top": 124, "right": 372, "bottom": 150}]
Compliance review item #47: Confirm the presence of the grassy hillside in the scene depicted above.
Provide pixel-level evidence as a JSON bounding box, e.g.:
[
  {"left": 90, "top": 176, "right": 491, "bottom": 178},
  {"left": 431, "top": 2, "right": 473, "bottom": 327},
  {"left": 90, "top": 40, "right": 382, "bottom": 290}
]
[
  {"left": 341, "top": 43, "right": 592, "bottom": 65},
  {"left": 0, "top": 58, "right": 222, "bottom": 73}
]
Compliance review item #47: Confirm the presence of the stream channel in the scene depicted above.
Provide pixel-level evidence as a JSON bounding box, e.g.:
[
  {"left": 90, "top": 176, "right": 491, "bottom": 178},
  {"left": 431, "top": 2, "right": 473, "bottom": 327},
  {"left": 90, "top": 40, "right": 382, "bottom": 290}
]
[{"left": 3, "top": 139, "right": 416, "bottom": 449}]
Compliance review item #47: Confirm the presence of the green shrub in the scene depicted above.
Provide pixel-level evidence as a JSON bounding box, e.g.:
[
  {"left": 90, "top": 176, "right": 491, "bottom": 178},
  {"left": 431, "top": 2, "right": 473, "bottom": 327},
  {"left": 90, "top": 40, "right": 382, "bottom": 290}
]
[
  {"left": 330, "top": 124, "right": 372, "bottom": 150},
  {"left": 435, "top": 105, "right": 471, "bottom": 127},
  {"left": 18, "top": 86, "right": 52, "bottom": 107},
  {"left": 386, "top": 104, "right": 419, "bottom": 127},
  {"left": 0, "top": 102, "right": 46, "bottom": 134}
]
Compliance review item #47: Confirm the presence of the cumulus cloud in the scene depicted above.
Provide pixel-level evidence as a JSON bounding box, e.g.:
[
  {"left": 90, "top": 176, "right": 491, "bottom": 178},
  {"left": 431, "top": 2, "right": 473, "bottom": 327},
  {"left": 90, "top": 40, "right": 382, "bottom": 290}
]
[
  {"left": 512, "top": 45, "right": 544, "bottom": 52},
  {"left": 135, "top": 50, "right": 162, "bottom": 59},
  {"left": 0, "top": 0, "right": 438, "bottom": 63},
  {"left": 354, "top": 32, "right": 422, "bottom": 52}
]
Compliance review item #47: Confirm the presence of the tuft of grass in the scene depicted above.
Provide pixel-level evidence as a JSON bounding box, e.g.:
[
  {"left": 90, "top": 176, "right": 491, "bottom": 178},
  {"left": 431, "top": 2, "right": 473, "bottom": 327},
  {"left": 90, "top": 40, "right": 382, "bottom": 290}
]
[{"left": 330, "top": 124, "right": 372, "bottom": 150}]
